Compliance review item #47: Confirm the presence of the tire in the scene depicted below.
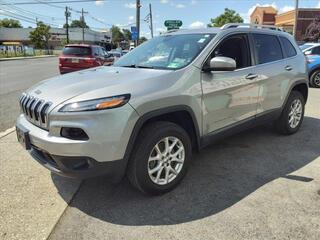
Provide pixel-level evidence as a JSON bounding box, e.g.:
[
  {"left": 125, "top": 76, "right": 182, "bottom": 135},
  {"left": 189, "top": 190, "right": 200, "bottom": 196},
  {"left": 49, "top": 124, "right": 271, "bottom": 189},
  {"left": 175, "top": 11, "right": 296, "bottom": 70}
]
[
  {"left": 127, "top": 121, "right": 192, "bottom": 195},
  {"left": 274, "top": 90, "right": 305, "bottom": 135},
  {"left": 310, "top": 69, "right": 320, "bottom": 88}
]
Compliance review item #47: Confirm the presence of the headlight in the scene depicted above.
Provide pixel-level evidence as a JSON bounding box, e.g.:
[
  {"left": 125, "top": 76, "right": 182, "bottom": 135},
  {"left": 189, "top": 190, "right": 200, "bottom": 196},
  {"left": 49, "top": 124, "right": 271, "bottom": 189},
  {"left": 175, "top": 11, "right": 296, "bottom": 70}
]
[{"left": 59, "top": 94, "right": 130, "bottom": 112}]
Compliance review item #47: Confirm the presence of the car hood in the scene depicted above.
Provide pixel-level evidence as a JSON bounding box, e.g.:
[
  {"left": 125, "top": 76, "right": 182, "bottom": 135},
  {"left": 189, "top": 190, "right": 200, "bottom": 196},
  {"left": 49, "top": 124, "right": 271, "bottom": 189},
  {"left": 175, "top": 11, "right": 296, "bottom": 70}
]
[{"left": 26, "top": 66, "right": 175, "bottom": 107}]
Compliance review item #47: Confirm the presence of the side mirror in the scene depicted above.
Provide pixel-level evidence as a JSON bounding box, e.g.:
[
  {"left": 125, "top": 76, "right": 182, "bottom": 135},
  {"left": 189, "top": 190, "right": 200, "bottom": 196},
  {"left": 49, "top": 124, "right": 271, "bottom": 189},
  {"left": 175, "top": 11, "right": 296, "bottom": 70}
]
[{"left": 204, "top": 56, "right": 236, "bottom": 72}]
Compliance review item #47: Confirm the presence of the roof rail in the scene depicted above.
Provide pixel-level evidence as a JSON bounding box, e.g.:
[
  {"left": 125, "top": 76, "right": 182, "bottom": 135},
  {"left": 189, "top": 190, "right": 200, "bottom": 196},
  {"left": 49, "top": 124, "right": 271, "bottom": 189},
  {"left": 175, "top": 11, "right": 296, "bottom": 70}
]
[{"left": 221, "top": 23, "right": 284, "bottom": 32}]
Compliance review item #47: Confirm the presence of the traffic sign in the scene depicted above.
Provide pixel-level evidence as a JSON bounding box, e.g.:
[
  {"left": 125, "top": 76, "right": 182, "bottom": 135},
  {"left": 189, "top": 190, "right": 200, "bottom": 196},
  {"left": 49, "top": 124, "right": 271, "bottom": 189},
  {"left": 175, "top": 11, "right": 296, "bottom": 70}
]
[
  {"left": 164, "top": 20, "right": 183, "bottom": 30},
  {"left": 131, "top": 26, "right": 138, "bottom": 41}
]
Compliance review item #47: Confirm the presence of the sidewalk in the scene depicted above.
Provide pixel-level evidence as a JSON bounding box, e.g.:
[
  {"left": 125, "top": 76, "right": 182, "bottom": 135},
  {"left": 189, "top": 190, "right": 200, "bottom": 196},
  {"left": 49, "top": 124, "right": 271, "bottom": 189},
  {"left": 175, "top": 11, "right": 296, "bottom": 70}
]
[
  {"left": 0, "top": 55, "right": 57, "bottom": 61},
  {"left": 0, "top": 132, "right": 80, "bottom": 240}
]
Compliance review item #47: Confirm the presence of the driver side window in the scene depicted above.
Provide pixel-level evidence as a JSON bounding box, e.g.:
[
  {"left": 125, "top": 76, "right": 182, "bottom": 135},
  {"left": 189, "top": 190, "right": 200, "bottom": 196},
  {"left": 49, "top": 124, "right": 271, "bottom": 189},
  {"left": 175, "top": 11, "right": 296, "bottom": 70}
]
[{"left": 209, "top": 34, "right": 251, "bottom": 70}]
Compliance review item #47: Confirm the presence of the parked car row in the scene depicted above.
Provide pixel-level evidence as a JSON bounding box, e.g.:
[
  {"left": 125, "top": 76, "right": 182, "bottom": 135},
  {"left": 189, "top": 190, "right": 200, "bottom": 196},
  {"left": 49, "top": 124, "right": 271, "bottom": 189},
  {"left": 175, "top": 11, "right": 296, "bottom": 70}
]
[{"left": 59, "top": 44, "right": 127, "bottom": 74}]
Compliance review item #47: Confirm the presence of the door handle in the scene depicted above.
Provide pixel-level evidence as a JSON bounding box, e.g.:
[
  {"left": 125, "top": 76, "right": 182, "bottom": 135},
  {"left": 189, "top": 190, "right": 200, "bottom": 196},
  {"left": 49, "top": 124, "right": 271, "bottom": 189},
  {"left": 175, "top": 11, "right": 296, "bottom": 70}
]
[
  {"left": 245, "top": 73, "right": 258, "bottom": 80},
  {"left": 285, "top": 65, "right": 293, "bottom": 71}
]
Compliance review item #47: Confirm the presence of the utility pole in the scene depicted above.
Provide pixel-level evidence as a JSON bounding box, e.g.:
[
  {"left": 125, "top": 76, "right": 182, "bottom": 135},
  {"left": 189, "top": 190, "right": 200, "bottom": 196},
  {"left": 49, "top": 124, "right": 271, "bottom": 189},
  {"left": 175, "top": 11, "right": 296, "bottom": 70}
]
[
  {"left": 81, "top": 8, "right": 85, "bottom": 43},
  {"left": 65, "top": 6, "right": 70, "bottom": 44},
  {"left": 136, "top": 0, "right": 141, "bottom": 46},
  {"left": 149, "top": 3, "right": 154, "bottom": 38},
  {"left": 293, "top": 0, "right": 299, "bottom": 40}
]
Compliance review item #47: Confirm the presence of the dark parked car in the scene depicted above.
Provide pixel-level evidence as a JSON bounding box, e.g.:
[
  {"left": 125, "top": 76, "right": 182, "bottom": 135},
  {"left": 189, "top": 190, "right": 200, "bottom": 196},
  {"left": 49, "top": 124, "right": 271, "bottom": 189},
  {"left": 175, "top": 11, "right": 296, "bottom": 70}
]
[{"left": 59, "top": 44, "right": 107, "bottom": 74}]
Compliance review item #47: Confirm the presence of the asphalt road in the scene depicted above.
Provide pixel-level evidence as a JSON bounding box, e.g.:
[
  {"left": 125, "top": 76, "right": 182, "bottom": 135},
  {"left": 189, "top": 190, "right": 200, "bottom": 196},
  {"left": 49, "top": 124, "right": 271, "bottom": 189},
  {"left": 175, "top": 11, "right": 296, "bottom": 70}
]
[{"left": 0, "top": 57, "right": 59, "bottom": 131}]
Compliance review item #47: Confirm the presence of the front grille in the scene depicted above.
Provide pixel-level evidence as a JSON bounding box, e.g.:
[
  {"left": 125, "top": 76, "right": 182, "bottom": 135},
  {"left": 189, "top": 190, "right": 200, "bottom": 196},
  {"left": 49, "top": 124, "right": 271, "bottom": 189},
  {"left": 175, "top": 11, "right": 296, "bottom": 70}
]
[{"left": 19, "top": 93, "right": 52, "bottom": 129}]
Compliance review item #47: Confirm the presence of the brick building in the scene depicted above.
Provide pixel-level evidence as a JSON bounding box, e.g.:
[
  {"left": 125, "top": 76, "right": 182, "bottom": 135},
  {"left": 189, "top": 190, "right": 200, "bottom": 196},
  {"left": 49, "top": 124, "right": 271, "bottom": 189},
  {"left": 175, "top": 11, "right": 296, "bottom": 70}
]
[{"left": 250, "top": 7, "right": 320, "bottom": 41}]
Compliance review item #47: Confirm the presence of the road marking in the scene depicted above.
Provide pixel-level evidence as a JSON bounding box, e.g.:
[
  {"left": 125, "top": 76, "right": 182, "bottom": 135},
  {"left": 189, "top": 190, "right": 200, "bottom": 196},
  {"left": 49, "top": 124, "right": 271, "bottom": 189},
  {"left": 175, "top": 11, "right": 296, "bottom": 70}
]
[{"left": 0, "top": 126, "right": 15, "bottom": 139}]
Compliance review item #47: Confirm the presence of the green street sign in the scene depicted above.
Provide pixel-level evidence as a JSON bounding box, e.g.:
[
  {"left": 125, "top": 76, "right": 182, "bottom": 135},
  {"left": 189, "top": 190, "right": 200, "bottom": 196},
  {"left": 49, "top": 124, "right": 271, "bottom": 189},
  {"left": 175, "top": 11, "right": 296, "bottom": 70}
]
[{"left": 164, "top": 20, "right": 183, "bottom": 30}]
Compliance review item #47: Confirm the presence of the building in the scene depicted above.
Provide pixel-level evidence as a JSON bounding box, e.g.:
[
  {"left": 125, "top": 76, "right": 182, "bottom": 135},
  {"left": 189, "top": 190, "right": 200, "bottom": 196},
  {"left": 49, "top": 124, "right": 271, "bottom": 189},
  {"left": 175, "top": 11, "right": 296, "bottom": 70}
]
[
  {"left": 250, "top": 6, "right": 277, "bottom": 25},
  {"left": 0, "top": 27, "right": 111, "bottom": 49},
  {"left": 250, "top": 7, "right": 320, "bottom": 41}
]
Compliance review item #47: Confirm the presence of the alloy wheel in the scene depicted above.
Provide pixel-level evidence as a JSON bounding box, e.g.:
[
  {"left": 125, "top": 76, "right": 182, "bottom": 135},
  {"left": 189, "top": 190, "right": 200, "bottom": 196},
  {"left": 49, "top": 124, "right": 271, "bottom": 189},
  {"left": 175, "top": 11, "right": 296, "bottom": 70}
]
[
  {"left": 314, "top": 72, "right": 320, "bottom": 87},
  {"left": 147, "top": 136, "right": 185, "bottom": 185},
  {"left": 288, "top": 99, "right": 303, "bottom": 129}
]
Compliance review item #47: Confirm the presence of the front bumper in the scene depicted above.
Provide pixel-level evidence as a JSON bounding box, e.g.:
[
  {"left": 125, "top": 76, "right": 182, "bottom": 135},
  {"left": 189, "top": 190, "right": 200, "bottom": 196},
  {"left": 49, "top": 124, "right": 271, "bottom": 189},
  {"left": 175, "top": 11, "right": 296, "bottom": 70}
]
[
  {"left": 16, "top": 103, "right": 139, "bottom": 179},
  {"left": 30, "top": 146, "right": 126, "bottom": 180}
]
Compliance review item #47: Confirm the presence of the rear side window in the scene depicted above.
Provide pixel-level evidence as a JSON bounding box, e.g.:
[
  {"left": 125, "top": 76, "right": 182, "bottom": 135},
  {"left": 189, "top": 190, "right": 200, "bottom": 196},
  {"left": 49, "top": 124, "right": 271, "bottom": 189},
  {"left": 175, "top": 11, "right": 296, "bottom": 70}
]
[
  {"left": 280, "top": 37, "right": 297, "bottom": 58},
  {"left": 312, "top": 46, "right": 320, "bottom": 55},
  {"left": 252, "top": 34, "right": 283, "bottom": 64},
  {"left": 63, "top": 47, "right": 91, "bottom": 56}
]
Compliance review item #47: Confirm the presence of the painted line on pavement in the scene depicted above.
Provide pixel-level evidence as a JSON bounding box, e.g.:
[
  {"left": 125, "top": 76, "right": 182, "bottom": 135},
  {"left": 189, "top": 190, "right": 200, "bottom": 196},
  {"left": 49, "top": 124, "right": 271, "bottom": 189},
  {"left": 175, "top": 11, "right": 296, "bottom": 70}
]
[{"left": 0, "top": 126, "right": 15, "bottom": 139}]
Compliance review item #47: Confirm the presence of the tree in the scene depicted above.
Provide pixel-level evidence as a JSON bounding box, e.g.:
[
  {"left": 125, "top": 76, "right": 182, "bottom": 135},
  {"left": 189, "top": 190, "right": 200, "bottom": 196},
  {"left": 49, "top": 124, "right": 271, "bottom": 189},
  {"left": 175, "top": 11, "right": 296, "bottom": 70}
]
[
  {"left": 0, "top": 18, "right": 22, "bottom": 28},
  {"left": 111, "top": 25, "right": 124, "bottom": 45},
  {"left": 29, "top": 21, "right": 51, "bottom": 49},
  {"left": 122, "top": 29, "right": 132, "bottom": 41},
  {"left": 208, "top": 8, "right": 243, "bottom": 27},
  {"left": 63, "top": 19, "right": 89, "bottom": 28},
  {"left": 139, "top": 36, "right": 148, "bottom": 44}
]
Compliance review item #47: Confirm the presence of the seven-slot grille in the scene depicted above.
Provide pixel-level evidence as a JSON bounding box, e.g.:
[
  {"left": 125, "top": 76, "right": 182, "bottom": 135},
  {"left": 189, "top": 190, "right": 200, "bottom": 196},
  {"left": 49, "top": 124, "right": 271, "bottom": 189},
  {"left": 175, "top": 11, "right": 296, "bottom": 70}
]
[{"left": 19, "top": 93, "right": 52, "bottom": 129}]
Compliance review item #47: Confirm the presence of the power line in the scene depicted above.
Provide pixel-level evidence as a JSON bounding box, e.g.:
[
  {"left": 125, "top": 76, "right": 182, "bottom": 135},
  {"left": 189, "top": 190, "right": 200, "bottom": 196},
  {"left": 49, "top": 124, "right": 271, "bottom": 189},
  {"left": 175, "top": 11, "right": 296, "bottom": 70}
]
[{"left": 0, "top": 0, "right": 104, "bottom": 5}]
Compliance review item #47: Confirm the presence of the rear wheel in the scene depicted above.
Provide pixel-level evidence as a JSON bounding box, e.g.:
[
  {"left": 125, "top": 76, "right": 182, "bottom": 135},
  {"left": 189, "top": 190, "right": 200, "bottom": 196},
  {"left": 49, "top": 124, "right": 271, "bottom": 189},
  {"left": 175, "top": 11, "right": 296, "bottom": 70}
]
[
  {"left": 274, "top": 90, "right": 305, "bottom": 135},
  {"left": 310, "top": 69, "right": 320, "bottom": 88},
  {"left": 127, "top": 121, "right": 192, "bottom": 195}
]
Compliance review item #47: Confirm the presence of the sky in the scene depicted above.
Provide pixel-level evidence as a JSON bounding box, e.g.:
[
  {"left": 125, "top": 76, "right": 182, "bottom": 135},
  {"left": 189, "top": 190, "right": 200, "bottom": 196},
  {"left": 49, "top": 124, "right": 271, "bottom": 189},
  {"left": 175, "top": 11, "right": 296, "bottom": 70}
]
[{"left": 0, "top": 0, "right": 320, "bottom": 38}]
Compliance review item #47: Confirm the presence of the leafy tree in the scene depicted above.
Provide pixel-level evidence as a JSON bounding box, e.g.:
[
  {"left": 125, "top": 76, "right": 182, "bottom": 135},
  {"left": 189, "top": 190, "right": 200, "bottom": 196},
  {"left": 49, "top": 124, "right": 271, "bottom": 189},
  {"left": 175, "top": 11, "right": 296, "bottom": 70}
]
[
  {"left": 63, "top": 19, "right": 89, "bottom": 28},
  {"left": 0, "top": 18, "right": 22, "bottom": 28},
  {"left": 111, "top": 25, "right": 124, "bottom": 45},
  {"left": 122, "top": 29, "right": 132, "bottom": 41},
  {"left": 29, "top": 21, "right": 51, "bottom": 49},
  {"left": 208, "top": 8, "right": 243, "bottom": 27},
  {"left": 139, "top": 36, "right": 148, "bottom": 44}
]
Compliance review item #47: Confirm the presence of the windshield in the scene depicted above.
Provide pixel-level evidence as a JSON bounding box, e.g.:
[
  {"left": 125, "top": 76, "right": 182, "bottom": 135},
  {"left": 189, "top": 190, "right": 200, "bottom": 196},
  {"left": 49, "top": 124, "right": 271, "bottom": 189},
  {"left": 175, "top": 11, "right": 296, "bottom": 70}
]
[
  {"left": 299, "top": 44, "right": 313, "bottom": 51},
  {"left": 63, "top": 46, "right": 91, "bottom": 56},
  {"left": 114, "top": 33, "right": 215, "bottom": 70}
]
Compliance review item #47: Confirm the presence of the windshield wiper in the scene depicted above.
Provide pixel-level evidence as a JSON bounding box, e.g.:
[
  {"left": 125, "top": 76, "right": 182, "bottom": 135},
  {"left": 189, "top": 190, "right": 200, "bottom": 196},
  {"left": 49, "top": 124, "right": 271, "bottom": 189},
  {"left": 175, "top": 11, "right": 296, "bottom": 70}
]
[
  {"left": 118, "top": 64, "right": 154, "bottom": 69},
  {"left": 136, "top": 65, "right": 154, "bottom": 69},
  {"left": 119, "top": 64, "right": 137, "bottom": 68}
]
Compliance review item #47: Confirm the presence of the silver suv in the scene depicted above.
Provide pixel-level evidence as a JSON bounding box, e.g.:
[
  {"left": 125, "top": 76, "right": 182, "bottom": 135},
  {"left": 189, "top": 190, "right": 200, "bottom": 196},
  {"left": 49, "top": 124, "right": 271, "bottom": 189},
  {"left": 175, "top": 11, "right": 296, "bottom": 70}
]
[{"left": 16, "top": 24, "right": 308, "bottom": 195}]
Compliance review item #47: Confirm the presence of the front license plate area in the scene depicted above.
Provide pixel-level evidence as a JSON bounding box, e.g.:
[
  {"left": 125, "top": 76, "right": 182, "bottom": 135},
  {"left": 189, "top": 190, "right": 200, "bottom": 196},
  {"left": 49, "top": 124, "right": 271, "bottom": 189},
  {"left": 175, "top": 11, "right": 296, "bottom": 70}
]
[{"left": 16, "top": 124, "right": 31, "bottom": 150}]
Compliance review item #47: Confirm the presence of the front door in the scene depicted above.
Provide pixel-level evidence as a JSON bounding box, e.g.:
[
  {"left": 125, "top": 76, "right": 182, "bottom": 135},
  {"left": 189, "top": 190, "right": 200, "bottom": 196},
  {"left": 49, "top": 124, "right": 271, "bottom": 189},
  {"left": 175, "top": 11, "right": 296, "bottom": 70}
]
[{"left": 201, "top": 33, "right": 260, "bottom": 135}]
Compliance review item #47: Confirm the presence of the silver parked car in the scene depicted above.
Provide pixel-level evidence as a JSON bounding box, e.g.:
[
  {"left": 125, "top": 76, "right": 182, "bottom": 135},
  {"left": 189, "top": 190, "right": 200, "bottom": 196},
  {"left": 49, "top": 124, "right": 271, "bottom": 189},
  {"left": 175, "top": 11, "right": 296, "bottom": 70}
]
[{"left": 16, "top": 24, "right": 308, "bottom": 195}]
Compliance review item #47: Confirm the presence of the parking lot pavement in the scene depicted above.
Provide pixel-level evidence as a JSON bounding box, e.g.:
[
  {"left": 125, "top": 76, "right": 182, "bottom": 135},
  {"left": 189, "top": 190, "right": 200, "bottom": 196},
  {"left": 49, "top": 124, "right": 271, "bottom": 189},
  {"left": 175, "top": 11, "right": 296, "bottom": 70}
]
[
  {"left": 48, "top": 88, "right": 320, "bottom": 240},
  {"left": 0, "top": 133, "right": 80, "bottom": 240}
]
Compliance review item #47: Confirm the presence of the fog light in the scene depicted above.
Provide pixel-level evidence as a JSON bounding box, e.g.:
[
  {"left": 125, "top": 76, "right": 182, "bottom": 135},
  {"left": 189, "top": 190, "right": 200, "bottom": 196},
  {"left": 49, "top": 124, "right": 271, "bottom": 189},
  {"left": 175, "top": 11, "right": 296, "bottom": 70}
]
[{"left": 60, "top": 127, "right": 89, "bottom": 140}]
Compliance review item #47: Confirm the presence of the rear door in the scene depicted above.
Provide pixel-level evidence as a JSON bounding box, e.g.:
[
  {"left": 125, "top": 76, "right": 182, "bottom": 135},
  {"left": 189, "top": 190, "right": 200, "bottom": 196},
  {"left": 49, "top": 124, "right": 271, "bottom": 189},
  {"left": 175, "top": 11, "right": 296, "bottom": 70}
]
[{"left": 250, "top": 33, "right": 288, "bottom": 114}]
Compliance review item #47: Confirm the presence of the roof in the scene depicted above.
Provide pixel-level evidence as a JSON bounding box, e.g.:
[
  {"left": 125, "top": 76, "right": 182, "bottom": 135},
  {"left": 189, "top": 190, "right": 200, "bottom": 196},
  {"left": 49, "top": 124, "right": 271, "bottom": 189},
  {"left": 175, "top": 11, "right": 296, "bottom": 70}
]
[
  {"left": 163, "top": 24, "right": 286, "bottom": 36},
  {"left": 163, "top": 28, "right": 221, "bottom": 35}
]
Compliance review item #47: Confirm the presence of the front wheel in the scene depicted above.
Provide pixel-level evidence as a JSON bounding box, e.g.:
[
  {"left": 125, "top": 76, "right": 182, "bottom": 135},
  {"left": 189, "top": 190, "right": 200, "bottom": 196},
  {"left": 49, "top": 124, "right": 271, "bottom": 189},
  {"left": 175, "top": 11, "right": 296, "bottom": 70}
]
[
  {"left": 127, "top": 121, "right": 192, "bottom": 195},
  {"left": 310, "top": 70, "right": 320, "bottom": 88},
  {"left": 274, "top": 90, "right": 305, "bottom": 135}
]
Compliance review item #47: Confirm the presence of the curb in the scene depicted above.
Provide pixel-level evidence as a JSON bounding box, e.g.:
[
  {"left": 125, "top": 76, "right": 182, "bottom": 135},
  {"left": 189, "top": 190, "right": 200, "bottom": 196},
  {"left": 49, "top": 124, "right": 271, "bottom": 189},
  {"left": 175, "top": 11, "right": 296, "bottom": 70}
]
[
  {"left": 0, "top": 127, "right": 15, "bottom": 139},
  {"left": 0, "top": 55, "right": 58, "bottom": 61}
]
